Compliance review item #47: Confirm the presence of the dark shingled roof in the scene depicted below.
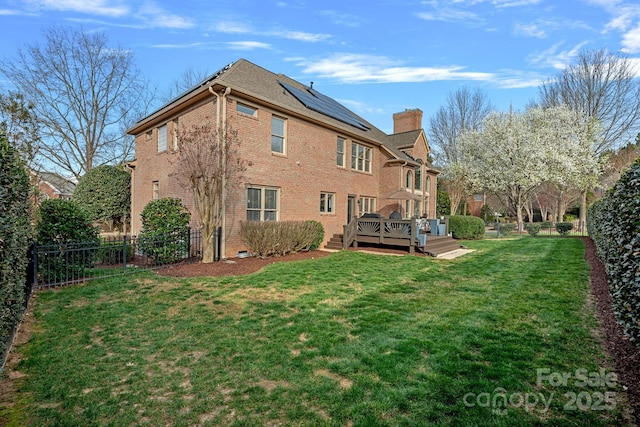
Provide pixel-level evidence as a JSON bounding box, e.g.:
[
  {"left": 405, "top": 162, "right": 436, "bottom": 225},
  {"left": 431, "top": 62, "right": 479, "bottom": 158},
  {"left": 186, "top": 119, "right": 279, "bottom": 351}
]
[
  {"left": 131, "top": 59, "right": 418, "bottom": 165},
  {"left": 35, "top": 171, "right": 76, "bottom": 196}
]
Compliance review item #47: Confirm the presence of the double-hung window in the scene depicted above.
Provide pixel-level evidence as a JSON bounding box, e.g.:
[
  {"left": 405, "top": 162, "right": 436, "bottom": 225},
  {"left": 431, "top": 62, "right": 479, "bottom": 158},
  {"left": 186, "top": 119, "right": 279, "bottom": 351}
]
[
  {"left": 157, "top": 124, "right": 167, "bottom": 152},
  {"left": 320, "top": 192, "right": 335, "bottom": 213},
  {"left": 351, "top": 142, "right": 371, "bottom": 173},
  {"left": 336, "top": 137, "right": 345, "bottom": 167},
  {"left": 271, "top": 116, "right": 286, "bottom": 154},
  {"left": 360, "top": 197, "right": 376, "bottom": 214},
  {"left": 247, "top": 186, "right": 279, "bottom": 221}
]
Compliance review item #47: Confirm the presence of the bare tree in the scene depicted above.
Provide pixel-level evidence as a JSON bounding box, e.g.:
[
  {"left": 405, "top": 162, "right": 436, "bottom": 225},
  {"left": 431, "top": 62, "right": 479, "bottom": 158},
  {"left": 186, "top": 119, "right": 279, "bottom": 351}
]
[
  {"left": 539, "top": 48, "right": 640, "bottom": 155},
  {"left": 161, "top": 67, "right": 211, "bottom": 104},
  {"left": 429, "top": 86, "right": 493, "bottom": 214},
  {"left": 171, "top": 124, "right": 245, "bottom": 263},
  {"left": 0, "top": 25, "right": 154, "bottom": 179}
]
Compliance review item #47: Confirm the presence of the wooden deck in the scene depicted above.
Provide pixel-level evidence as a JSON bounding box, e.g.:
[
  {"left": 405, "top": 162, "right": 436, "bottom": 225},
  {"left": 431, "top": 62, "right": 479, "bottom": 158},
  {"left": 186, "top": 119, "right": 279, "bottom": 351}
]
[{"left": 325, "top": 217, "right": 463, "bottom": 257}]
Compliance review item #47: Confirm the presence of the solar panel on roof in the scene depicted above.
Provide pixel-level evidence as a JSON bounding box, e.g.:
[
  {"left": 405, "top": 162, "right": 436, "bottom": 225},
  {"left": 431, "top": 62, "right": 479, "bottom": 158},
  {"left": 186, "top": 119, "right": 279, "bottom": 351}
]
[{"left": 278, "top": 81, "right": 370, "bottom": 131}]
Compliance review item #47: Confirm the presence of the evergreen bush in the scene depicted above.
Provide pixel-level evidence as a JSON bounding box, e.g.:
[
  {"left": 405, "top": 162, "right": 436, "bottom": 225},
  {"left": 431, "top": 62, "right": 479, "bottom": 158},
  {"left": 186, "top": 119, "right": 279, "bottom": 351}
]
[
  {"left": 587, "top": 159, "right": 640, "bottom": 346},
  {"left": 73, "top": 165, "right": 130, "bottom": 231},
  {"left": 525, "top": 223, "right": 542, "bottom": 237},
  {"left": 448, "top": 215, "right": 485, "bottom": 240},
  {"left": 555, "top": 222, "right": 574, "bottom": 236},
  {"left": 0, "top": 135, "right": 32, "bottom": 357},
  {"left": 35, "top": 199, "right": 100, "bottom": 282},
  {"left": 138, "top": 198, "right": 190, "bottom": 264}
]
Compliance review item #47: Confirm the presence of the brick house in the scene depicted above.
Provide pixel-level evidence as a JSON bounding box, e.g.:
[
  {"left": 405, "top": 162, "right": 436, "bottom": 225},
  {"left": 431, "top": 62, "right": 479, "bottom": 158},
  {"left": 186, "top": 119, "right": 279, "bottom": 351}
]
[
  {"left": 127, "top": 59, "right": 439, "bottom": 258},
  {"left": 31, "top": 170, "right": 76, "bottom": 201}
]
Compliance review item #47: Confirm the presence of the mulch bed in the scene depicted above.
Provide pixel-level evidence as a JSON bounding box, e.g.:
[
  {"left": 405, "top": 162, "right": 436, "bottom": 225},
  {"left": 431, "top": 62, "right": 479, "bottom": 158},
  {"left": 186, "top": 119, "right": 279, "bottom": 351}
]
[{"left": 582, "top": 237, "right": 640, "bottom": 422}]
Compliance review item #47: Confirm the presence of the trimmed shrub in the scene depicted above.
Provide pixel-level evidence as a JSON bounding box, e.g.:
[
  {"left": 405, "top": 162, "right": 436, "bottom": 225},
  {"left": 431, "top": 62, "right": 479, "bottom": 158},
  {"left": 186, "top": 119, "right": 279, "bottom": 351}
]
[
  {"left": 499, "top": 223, "right": 516, "bottom": 236},
  {"left": 447, "top": 215, "right": 485, "bottom": 240},
  {"left": 240, "top": 220, "right": 326, "bottom": 258},
  {"left": 555, "top": 222, "right": 574, "bottom": 236},
  {"left": 73, "top": 165, "right": 130, "bottom": 231},
  {"left": 35, "top": 199, "right": 100, "bottom": 282},
  {"left": 138, "top": 198, "right": 190, "bottom": 264},
  {"left": 588, "top": 159, "right": 640, "bottom": 346},
  {"left": 525, "top": 223, "right": 542, "bottom": 237},
  {"left": 539, "top": 221, "right": 552, "bottom": 230},
  {"left": 0, "top": 135, "right": 32, "bottom": 357}
]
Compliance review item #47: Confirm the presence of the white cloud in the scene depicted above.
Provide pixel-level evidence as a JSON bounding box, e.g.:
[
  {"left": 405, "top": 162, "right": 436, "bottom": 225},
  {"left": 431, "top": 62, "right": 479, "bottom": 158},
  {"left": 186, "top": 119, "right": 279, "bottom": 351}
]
[
  {"left": 0, "top": 8, "right": 23, "bottom": 15},
  {"left": 621, "top": 23, "right": 640, "bottom": 53},
  {"left": 416, "top": 8, "right": 482, "bottom": 22},
  {"left": 527, "top": 41, "right": 589, "bottom": 69},
  {"left": 151, "top": 42, "right": 208, "bottom": 49},
  {"left": 22, "top": 0, "right": 129, "bottom": 17},
  {"left": 513, "top": 22, "right": 546, "bottom": 38},
  {"left": 212, "top": 20, "right": 253, "bottom": 34},
  {"left": 294, "top": 54, "right": 495, "bottom": 84},
  {"left": 211, "top": 20, "right": 330, "bottom": 43},
  {"left": 226, "top": 41, "right": 272, "bottom": 50},
  {"left": 19, "top": 0, "right": 194, "bottom": 29},
  {"left": 318, "top": 10, "right": 362, "bottom": 28}
]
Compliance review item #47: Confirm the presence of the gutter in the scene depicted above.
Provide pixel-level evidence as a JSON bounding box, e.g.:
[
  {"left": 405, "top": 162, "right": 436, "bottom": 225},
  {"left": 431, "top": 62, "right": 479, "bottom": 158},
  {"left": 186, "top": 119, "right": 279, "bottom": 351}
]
[{"left": 209, "top": 85, "right": 232, "bottom": 260}]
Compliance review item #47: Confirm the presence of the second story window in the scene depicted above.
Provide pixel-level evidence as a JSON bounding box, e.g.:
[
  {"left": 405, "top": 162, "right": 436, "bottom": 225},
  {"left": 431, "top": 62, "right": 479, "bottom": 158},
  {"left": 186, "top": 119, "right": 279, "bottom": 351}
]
[
  {"left": 271, "top": 116, "right": 285, "bottom": 154},
  {"left": 336, "top": 137, "right": 345, "bottom": 167},
  {"left": 406, "top": 170, "right": 413, "bottom": 189},
  {"left": 157, "top": 125, "right": 167, "bottom": 152},
  {"left": 237, "top": 103, "right": 257, "bottom": 116},
  {"left": 415, "top": 167, "right": 421, "bottom": 190},
  {"left": 351, "top": 142, "right": 371, "bottom": 173}
]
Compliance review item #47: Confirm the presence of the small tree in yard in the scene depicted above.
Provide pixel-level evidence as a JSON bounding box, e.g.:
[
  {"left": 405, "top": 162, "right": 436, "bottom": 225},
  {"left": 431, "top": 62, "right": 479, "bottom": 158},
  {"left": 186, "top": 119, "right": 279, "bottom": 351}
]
[
  {"left": 35, "top": 199, "right": 100, "bottom": 282},
  {"left": 138, "top": 198, "right": 190, "bottom": 265},
  {"left": 171, "top": 124, "right": 245, "bottom": 263},
  {"left": 73, "top": 164, "right": 131, "bottom": 232}
]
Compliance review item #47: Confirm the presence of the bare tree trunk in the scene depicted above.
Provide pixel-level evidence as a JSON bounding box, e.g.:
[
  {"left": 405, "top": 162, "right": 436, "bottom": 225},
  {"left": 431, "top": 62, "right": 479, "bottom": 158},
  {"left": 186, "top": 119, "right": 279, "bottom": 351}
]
[{"left": 579, "top": 190, "right": 587, "bottom": 233}]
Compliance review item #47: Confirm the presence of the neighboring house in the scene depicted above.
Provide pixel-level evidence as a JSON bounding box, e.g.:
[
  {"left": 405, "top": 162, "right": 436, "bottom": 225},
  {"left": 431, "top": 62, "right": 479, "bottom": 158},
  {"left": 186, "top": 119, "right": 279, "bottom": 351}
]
[
  {"left": 127, "top": 59, "right": 439, "bottom": 259},
  {"left": 31, "top": 170, "right": 76, "bottom": 201}
]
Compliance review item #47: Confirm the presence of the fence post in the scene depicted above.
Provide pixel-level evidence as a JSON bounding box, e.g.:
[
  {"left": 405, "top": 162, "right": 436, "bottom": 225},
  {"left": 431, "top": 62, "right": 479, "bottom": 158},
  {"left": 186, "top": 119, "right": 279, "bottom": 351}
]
[
  {"left": 32, "top": 242, "right": 38, "bottom": 289},
  {"left": 123, "top": 235, "right": 127, "bottom": 273},
  {"left": 214, "top": 227, "right": 221, "bottom": 262}
]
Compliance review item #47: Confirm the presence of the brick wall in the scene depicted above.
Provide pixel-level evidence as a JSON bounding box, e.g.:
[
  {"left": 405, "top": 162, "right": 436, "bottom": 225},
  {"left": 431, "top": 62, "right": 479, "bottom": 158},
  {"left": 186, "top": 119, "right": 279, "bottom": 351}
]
[{"left": 132, "top": 95, "right": 438, "bottom": 258}]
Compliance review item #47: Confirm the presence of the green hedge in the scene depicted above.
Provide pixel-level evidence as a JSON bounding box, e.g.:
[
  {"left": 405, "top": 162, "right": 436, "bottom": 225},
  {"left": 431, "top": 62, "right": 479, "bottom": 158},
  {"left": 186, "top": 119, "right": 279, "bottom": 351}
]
[
  {"left": 0, "top": 135, "right": 32, "bottom": 357},
  {"left": 35, "top": 199, "right": 100, "bottom": 282},
  {"left": 138, "top": 198, "right": 190, "bottom": 265},
  {"left": 239, "top": 220, "right": 325, "bottom": 258},
  {"left": 587, "top": 158, "right": 640, "bottom": 346},
  {"left": 448, "top": 215, "right": 485, "bottom": 240}
]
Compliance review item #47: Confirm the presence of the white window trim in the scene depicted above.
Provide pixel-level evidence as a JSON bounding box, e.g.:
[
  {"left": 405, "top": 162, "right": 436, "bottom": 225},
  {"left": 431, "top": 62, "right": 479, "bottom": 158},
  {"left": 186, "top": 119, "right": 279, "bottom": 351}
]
[
  {"left": 271, "top": 116, "right": 286, "bottom": 154},
  {"left": 247, "top": 186, "right": 280, "bottom": 222},
  {"left": 237, "top": 102, "right": 257, "bottom": 117},
  {"left": 351, "top": 142, "right": 372, "bottom": 173},
  {"left": 320, "top": 192, "right": 335, "bottom": 214},
  {"left": 157, "top": 124, "right": 167, "bottom": 152},
  {"left": 336, "top": 137, "right": 346, "bottom": 168}
]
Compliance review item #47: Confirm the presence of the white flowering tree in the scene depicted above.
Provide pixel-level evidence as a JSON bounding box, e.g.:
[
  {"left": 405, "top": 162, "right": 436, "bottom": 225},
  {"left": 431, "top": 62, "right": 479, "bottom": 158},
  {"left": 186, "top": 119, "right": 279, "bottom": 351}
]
[{"left": 461, "top": 106, "right": 602, "bottom": 231}]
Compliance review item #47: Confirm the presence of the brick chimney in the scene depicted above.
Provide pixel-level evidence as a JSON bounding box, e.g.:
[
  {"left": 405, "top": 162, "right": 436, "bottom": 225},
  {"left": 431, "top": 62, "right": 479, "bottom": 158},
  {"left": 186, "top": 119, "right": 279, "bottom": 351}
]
[{"left": 393, "top": 108, "right": 423, "bottom": 134}]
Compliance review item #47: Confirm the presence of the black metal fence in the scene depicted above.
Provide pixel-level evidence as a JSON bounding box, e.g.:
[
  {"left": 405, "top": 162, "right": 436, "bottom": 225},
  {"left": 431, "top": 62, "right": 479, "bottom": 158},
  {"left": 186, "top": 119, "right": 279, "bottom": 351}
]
[
  {"left": 487, "top": 220, "right": 589, "bottom": 238},
  {"left": 31, "top": 228, "right": 203, "bottom": 289}
]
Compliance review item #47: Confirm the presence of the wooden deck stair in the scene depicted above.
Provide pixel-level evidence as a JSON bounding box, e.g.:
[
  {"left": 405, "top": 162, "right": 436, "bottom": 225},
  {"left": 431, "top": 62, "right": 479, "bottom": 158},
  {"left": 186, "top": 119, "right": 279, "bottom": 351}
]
[{"left": 324, "top": 233, "right": 463, "bottom": 257}]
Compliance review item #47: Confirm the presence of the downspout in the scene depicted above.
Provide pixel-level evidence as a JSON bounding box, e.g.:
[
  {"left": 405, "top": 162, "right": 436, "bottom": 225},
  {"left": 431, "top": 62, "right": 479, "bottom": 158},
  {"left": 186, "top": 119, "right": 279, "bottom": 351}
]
[{"left": 209, "top": 86, "right": 231, "bottom": 259}]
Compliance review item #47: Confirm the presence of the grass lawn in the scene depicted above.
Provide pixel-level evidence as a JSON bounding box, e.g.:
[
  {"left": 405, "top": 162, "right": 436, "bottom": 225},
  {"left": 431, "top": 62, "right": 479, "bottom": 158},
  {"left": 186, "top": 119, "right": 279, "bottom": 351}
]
[{"left": 5, "top": 238, "right": 630, "bottom": 426}]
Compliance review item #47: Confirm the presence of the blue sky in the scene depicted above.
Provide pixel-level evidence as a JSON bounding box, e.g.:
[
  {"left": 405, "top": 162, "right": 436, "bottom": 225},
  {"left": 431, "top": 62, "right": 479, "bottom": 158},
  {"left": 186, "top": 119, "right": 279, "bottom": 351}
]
[{"left": 1, "top": 0, "right": 640, "bottom": 134}]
